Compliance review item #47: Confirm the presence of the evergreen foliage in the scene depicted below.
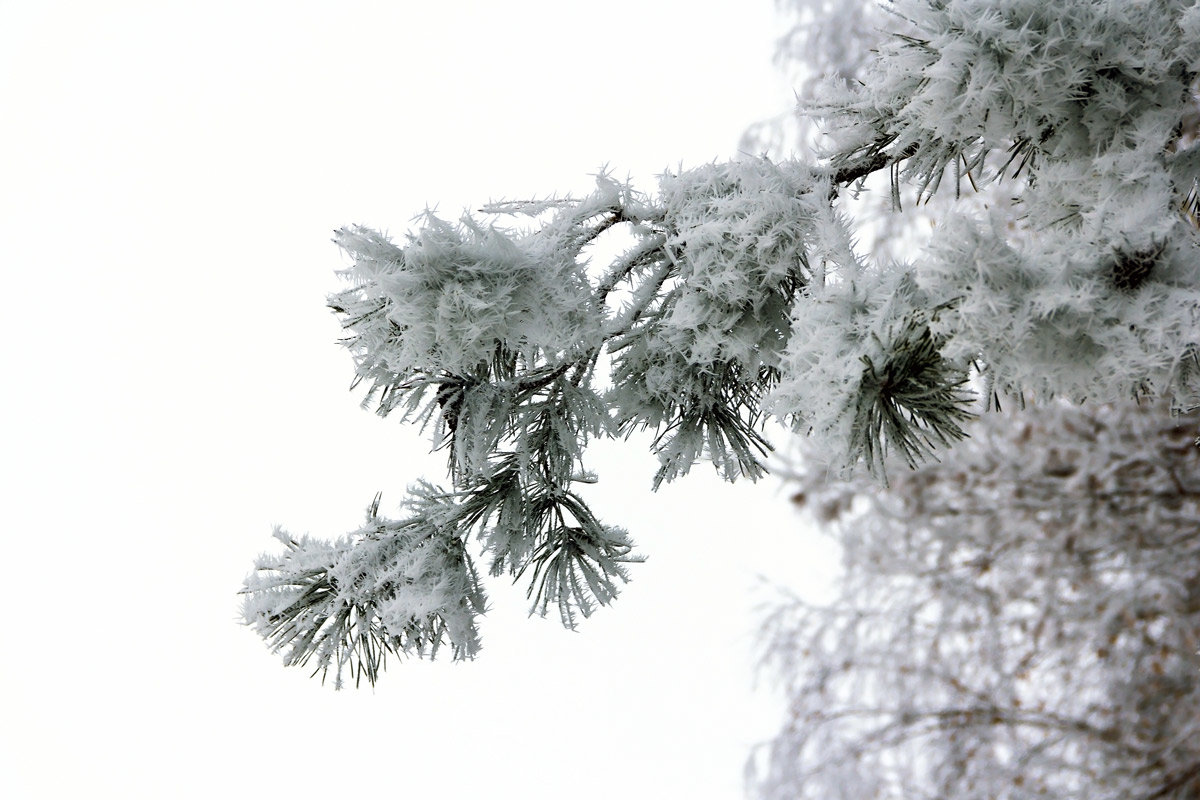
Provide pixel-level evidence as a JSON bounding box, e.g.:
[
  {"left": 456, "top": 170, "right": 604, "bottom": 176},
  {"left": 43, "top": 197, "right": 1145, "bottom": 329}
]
[{"left": 243, "top": 0, "right": 1200, "bottom": 683}]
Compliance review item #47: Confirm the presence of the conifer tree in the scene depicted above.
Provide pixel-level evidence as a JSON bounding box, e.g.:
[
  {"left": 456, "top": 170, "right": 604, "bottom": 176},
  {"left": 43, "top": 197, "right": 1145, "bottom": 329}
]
[{"left": 243, "top": 0, "right": 1200, "bottom": 686}]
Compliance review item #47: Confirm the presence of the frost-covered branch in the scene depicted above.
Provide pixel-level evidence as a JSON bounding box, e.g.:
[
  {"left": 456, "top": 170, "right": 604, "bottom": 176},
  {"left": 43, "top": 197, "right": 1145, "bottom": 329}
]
[
  {"left": 242, "top": 488, "right": 485, "bottom": 688},
  {"left": 244, "top": 0, "right": 1200, "bottom": 683}
]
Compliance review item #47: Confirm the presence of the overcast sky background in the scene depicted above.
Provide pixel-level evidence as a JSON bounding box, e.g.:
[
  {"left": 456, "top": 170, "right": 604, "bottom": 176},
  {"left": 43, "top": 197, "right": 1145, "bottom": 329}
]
[{"left": 1, "top": 3, "right": 838, "bottom": 797}]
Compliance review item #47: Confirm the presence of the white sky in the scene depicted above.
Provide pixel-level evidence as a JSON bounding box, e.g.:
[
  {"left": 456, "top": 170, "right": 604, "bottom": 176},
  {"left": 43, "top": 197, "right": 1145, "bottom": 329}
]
[{"left": 0, "top": 3, "right": 837, "bottom": 798}]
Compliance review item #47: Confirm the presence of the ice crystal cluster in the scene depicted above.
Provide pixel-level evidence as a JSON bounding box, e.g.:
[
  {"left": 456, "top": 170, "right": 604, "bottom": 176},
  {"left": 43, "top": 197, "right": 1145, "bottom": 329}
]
[
  {"left": 754, "top": 400, "right": 1200, "bottom": 800},
  {"left": 243, "top": 0, "right": 1200, "bottom": 683}
]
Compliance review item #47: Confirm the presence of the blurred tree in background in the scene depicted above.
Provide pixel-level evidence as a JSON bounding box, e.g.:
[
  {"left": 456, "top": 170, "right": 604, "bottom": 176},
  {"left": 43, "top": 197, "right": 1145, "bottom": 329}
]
[{"left": 753, "top": 401, "right": 1200, "bottom": 799}]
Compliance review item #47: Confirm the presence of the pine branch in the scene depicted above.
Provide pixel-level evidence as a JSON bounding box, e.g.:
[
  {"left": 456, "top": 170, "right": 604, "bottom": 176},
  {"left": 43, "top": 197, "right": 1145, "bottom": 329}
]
[
  {"left": 241, "top": 492, "right": 487, "bottom": 687},
  {"left": 829, "top": 141, "right": 920, "bottom": 192},
  {"left": 851, "top": 316, "right": 975, "bottom": 474}
]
